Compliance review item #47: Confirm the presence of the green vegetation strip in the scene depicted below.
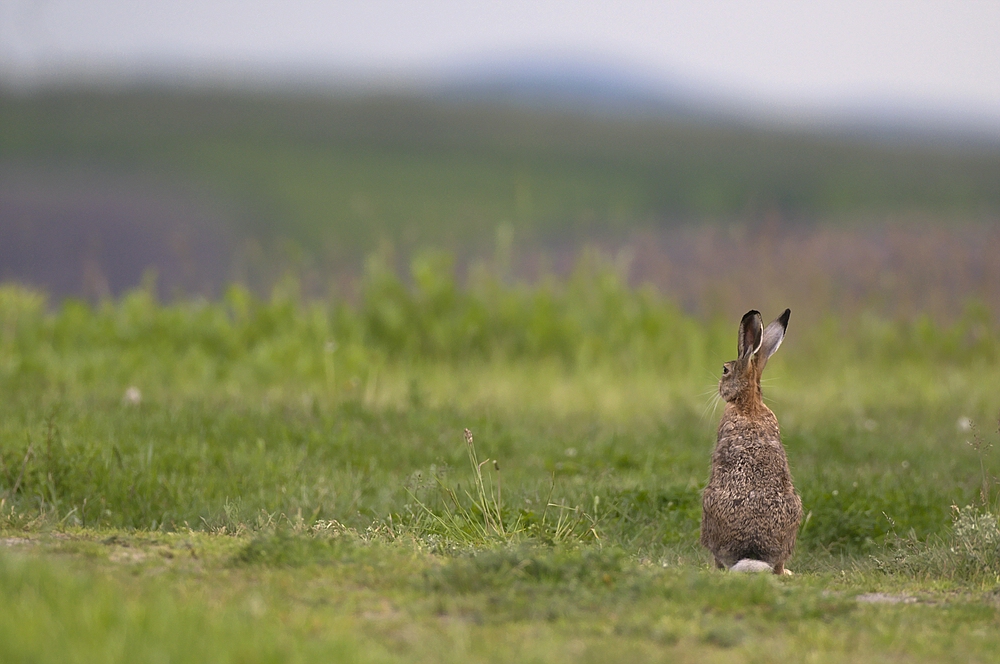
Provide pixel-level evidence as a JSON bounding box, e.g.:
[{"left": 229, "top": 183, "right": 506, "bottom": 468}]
[{"left": 3, "top": 91, "right": 999, "bottom": 256}]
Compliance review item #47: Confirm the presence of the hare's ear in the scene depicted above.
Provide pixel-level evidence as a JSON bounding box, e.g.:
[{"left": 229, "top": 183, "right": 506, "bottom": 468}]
[
  {"left": 757, "top": 308, "right": 790, "bottom": 371},
  {"left": 737, "top": 310, "right": 763, "bottom": 361}
]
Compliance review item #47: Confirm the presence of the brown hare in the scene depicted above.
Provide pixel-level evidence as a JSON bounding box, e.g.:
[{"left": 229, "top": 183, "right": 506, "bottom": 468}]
[{"left": 700, "top": 308, "right": 802, "bottom": 575}]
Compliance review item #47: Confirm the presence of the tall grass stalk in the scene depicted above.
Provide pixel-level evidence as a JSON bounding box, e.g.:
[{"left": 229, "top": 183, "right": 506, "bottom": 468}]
[
  {"left": 463, "top": 428, "right": 507, "bottom": 538},
  {"left": 405, "top": 428, "right": 520, "bottom": 544}
]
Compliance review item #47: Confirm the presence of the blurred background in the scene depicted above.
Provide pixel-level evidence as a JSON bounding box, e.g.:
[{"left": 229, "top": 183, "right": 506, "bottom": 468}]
[{"left": 2, "top": 0, "right": 999, "bottom": 322}]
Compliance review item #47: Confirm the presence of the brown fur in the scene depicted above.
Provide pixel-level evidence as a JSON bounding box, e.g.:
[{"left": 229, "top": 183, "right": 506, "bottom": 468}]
[{"left": 700, "top": 309, "right": 802, "bottom": 574}]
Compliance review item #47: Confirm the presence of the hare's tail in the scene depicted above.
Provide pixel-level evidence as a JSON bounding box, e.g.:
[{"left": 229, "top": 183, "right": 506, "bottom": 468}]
[{"left": 730, "top": 559, "right": 773, "bottom": 573}]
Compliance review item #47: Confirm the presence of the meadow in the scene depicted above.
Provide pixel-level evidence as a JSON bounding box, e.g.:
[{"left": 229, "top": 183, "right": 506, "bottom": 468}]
[
  {"left": 3, "top": 252, "right": 1000, "bottom": 662},
  {"left": 4, "top": 88, "right": 1000, "bottom": 661}
]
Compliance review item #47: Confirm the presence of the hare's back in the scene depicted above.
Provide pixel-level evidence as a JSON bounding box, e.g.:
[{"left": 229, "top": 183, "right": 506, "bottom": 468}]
[{"left": 710, "top": 434, "right": 793, "bottom": 488}]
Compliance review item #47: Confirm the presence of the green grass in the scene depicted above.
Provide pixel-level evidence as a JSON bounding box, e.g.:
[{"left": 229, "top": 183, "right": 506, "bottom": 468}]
[
  {"left": 4, "top": 528, "right": 1000, "bottom": 663},
  {"left": 2, "top": 272, "right": 1000, "bottom": 660}
]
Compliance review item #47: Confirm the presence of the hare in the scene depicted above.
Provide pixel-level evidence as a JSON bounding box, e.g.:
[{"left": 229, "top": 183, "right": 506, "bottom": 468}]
[{"left": 700, "top": 308, "right": 802, "bottom": 575}]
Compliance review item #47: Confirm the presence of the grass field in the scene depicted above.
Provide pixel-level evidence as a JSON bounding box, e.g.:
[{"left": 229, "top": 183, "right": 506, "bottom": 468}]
[
  {"left": 3, "top": 266, "right": 1000, "bottom": 662},
  {"left": 4, "top": 88, "right": 1000, "bottom": 661}
]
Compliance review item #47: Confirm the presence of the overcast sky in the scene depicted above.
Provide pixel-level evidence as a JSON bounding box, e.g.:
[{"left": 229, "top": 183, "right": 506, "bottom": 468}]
[{"left": 2, "top": 0, "right": 999, "bottom": 126}]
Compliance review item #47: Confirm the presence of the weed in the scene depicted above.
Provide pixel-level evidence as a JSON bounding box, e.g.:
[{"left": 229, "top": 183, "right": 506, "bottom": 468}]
[
  {"left": 876, "top": 413, "right": 1000, "bottom": 583},
  {"left": 967, "top": 416, "right": 998, "bottom": 508},
  {"left": 876, "top": 506, "right": 1000, "bottom": 584},
  {"left": 404, "top": 427, "right": 601, "bottom": 546}
]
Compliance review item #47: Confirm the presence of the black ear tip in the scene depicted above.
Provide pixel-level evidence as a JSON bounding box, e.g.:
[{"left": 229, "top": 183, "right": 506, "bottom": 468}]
[{"left": 741, "top": 309, "right": 762, "bottom": 324}]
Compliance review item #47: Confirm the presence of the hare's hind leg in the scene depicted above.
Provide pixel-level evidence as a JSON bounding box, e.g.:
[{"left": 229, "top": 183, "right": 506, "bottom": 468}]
[
  {"left": 714, "top": 557, "right": 726, "bottom": 570},
  {"left": 772, "top": 562, "right": 793, "bottom": 576}
]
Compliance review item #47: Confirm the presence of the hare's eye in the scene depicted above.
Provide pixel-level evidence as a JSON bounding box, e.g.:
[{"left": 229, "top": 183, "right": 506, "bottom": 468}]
[{"left": 722, "top": 365, "right": 730, "bottom": 375}]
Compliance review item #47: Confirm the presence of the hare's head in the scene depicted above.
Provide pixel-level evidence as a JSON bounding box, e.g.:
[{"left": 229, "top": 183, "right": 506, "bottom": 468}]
[{"left": 719, "top": 309, "right": 790, "bottom": 407}]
